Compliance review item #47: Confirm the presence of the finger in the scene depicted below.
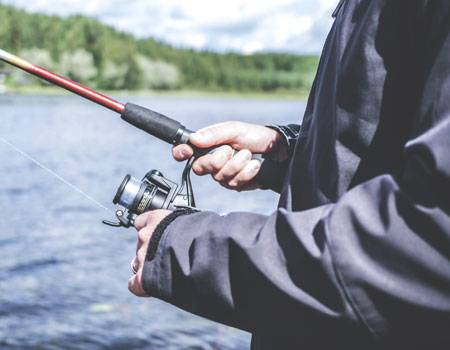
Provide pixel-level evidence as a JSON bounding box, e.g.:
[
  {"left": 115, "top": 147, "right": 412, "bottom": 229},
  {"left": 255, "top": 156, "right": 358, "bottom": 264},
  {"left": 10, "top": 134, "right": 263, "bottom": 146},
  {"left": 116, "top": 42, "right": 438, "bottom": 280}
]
[
  {"left": 190, "top": 122, "right": 240, "bottom": 148},
  {"left": 131, "top": 248, "right": 147, "bottom": 275},
  {"left": 136, "top": 227, "right": 151, "bottom": 252},
  {"left": 137, "top": 226, "right": 153, "bottom": 246},
  {"left": 214, "top": 149, "right": 252, "bottom": 182},
  {"left": 228, "top": 159, "right": 261, "bottom": 189},
  {"left": 172, "top": 144, "right": 194, "bottom": 161},
  {"left": 128, "top": 268, "right": 149, "bottom": 297},
  {"left": 131, "top": 256, "right": 139, "bottom": 273},
  {"left": 136, "top": 244, "right": 148, "bottom": 266},
  {"left": 134, "top": 212, "right": 152, "bottom": 231},
  {"left": 135, "top": 239, "right": 141, "bottom": 255},
  {"left": 192, "top": 145, "right": 234, "bottom": 175}
]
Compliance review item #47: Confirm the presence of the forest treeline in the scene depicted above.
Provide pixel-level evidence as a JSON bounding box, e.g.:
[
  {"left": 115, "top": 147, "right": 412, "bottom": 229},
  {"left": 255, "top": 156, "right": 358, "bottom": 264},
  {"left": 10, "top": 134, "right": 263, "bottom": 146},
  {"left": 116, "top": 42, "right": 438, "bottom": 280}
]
[{"left": 0, "top": 4, "right": 319, "bottom": 92}]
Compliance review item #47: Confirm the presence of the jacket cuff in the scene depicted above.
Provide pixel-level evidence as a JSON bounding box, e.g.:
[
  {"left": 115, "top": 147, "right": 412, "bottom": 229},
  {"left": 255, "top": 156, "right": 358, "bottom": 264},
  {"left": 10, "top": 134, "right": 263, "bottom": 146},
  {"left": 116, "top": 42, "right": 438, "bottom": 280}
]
[
  {"left": 146, "top": 208, "right": 198, "bottom": 262},
  {"left": 141, "top": 210, "right": 205, "bottom": 299},
  {"left": 266, "top": 124, "right": 301, "bottom": 157}
]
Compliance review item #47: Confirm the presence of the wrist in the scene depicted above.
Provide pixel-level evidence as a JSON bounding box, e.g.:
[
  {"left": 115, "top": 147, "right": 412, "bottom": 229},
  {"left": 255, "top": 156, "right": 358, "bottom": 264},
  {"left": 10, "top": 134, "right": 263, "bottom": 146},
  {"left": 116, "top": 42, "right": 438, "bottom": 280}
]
[{"left": 265, "top": 126, "right": 289, "bottom": 162}]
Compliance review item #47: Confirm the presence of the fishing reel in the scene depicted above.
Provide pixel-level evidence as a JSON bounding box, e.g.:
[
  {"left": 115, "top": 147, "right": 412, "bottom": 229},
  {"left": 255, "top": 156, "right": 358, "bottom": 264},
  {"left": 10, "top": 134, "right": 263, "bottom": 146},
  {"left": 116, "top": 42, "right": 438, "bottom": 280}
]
[{"left": 103, "top": 159, "right": 195, "bottom": 228}]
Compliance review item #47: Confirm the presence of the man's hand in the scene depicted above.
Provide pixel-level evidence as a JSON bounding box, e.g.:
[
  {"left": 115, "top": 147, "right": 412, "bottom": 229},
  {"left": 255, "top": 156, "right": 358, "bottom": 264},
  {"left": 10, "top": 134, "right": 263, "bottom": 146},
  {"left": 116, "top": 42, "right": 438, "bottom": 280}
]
[
  {"left": 128, "top": 209, "right": 172, "bottom": 297},
  {"left": 172, "top": 122, "right": 287, "bottom": 191}
]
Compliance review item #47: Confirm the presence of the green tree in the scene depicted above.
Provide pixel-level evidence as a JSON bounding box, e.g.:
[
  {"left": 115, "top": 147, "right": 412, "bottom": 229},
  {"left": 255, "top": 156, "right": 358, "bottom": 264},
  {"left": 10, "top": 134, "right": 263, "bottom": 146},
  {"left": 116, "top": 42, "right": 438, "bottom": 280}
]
[
  {"left": 0, "top": 3, "right": 319, "bottom": 93},
  {"left": 123, "top": 57, "right": 143, "bottom": 90},
  {"left": 101, "top": 61, "right": 128, "bottom": 89},
  {"left": 136, "top": 55, "right": 180, "bottom": 90},
  {"left": 59, "top": 49, "right": 98, "bottom": 83}
]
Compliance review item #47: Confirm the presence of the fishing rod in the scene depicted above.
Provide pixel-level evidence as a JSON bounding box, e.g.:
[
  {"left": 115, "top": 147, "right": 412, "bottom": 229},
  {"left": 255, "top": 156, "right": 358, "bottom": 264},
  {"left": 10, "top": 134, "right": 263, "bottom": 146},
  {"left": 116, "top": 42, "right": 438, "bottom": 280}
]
[
  {"left": 0, "top": 48, "right": 279, "bottom": 228},
  {"left": 0, "top": 48, "right": 189, "bottom": 145}
]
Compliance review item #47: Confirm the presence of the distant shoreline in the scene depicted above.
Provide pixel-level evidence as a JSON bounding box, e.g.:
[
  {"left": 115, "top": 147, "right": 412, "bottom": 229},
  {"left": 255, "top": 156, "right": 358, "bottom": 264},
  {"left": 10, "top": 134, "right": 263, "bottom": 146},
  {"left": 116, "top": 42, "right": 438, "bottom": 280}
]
[{"left": 1, "top": 86, "right": 309, "bottom": 101}]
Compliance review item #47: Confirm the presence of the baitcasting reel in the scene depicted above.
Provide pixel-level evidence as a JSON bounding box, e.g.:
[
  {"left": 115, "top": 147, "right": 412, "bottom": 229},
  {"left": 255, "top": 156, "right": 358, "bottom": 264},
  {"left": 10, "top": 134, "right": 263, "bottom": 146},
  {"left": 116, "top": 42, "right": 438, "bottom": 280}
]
[{"left": 103, "top": 159, "right": 195, "bottom": 228}]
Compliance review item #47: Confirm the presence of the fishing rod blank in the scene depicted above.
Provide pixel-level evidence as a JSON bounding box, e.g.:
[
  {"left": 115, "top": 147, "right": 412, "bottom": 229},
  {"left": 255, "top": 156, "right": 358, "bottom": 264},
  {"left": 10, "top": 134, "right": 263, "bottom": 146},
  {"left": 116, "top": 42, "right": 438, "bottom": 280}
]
[
  {"left": 0, "top": 49, "right": 190, "bottom": 145},
  {"left": 0, "top": 49, "right": 124, "bottom": 113},
  {"left": 0, "top": 48, "right": 279, "bottom": 186}
]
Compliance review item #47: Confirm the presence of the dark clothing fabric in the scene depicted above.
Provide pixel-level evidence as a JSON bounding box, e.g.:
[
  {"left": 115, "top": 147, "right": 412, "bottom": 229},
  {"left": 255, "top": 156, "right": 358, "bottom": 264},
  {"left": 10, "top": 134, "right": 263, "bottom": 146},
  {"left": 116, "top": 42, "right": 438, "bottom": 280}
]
[
  {"left": 267, "top": 124, "right": 302, "bottom": 158},
  {"left": 142, "top": 1, "right": 450, "bottom": 348}
]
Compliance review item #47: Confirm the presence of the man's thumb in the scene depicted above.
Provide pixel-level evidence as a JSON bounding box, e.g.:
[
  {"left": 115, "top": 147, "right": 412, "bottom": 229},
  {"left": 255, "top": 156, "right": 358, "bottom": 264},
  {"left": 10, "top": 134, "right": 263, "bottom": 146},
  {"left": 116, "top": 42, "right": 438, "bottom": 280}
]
[
  {"left": 189, "top": 124, "right": 238, "bottom": 148},
  {"left": 189, "top": 132, "right": 212, "bottom": 147}
]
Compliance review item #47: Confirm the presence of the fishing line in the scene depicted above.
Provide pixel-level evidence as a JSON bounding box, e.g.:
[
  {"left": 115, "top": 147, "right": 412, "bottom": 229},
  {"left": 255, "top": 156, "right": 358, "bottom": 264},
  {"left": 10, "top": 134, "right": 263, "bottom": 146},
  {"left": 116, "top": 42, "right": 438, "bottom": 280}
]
[{"left": 0, "top": 136, "right": 112, "bottom": 212}]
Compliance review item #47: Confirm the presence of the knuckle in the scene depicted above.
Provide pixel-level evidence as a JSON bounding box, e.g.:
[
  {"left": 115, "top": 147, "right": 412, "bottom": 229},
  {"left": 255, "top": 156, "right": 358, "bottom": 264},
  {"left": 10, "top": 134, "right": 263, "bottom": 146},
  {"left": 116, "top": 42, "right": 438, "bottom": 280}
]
[
  {"left": 228, "top": 159, "right": 246, "bottom": 174},
  {"left": 145, "top": 211, "right": 156, "bottom": 224},
  {"left": 192, "top": 161, "right": 204, "bottom": 175},
  {"left": 201, "top": 127, "right": 218, "bottom": 141},
  {"left": 193, "top": 167, "right": 203, "bottom": 176},
  {"left": 210, "top": 154, "right": 226, "bottom": 171},
  {"left": 223, "top": 145, "right": 234, "bottom": 156},
  {"left": 134, "top": 213, "right": 148, "bottom": 230},
  {"left": 210, "top": 159, "right": 222, "bottom": 172},
  {"left": 137, "top": 247, "right": 147, "bottom": 262},
  {"left": 228, "top": 164, "right": 241, "bottom": 174},
  {"left": 219, "top": 121, "right": 240, "bottom": 138},
  {"left": 138, "top": 229, "right": 148, "bottom": 243},
  {"left": 231, "top": 122, "right": 243, "bottom": 135}
]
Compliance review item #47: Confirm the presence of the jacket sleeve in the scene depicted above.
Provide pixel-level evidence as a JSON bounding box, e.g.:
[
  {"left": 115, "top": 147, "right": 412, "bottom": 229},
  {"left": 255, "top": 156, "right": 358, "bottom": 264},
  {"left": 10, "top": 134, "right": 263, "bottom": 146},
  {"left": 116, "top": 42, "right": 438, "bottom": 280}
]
[
  {"left": 258, "top": 124, "right": 301, "bottom": 193},
  {"left": 267, "top": 124, "right": 301, "bottom": 157},
  {"left": 142, "top": 3, "right": 450, "bottom": 345},
  {"left": 142, "top": 132, "right": 450, "bottom": 343}
]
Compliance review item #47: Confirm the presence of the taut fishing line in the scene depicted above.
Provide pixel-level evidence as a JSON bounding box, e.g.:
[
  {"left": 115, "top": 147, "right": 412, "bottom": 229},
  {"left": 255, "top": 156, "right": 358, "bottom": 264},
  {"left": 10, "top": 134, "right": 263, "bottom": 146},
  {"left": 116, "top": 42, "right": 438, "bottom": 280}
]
[{"left": 0, "top": 136, "right": 111, "bottom": 212}]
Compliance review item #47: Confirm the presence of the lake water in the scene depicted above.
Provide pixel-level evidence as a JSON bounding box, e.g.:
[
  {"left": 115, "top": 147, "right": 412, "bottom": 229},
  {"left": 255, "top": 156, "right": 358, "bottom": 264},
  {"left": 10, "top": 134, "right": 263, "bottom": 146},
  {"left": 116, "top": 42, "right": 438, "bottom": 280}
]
[{"left": 0, "top": 94, "right": 305, "bottom": 349}]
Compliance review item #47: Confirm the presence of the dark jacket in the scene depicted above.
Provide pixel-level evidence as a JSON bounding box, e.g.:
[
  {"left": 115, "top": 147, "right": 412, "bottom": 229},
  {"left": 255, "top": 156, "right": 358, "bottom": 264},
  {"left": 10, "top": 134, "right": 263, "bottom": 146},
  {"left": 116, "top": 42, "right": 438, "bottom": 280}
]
[{"left": 142, "top": 1, "right": 450, "bottom": 348}]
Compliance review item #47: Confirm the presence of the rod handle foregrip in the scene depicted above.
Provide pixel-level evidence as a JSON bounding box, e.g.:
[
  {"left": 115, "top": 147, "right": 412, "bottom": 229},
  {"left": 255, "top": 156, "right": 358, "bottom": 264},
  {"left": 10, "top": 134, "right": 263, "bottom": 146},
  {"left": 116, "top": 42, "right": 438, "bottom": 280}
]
[
  {"left": 121, "top": 103, "right": 186, "bottom": 144},
  {"left": 121, "top": 103, "right": 283, "bottom": 189}
]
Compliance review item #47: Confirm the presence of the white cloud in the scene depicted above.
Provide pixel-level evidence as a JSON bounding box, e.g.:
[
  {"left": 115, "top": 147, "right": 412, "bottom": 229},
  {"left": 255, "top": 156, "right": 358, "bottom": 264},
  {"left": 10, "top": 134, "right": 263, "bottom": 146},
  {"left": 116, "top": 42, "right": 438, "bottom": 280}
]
[{"left": 1, "top": 0, "right": 337, "bottom": 54}]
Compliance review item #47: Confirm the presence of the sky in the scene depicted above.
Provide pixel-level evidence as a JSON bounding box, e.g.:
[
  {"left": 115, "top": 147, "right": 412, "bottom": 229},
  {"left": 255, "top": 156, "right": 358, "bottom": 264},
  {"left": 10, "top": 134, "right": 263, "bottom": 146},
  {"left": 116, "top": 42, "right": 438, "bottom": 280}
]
[{"left": 1, "top": 0, "right": 338, "bottom": 54}]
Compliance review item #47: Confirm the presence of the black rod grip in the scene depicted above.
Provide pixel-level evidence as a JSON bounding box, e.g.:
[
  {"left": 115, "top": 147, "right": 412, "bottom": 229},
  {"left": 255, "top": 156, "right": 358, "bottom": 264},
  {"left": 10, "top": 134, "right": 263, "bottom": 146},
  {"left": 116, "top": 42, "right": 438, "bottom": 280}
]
[
  {"left": 121, "top": 103, "right": 185, "bottom": 144},
  {"left": 121, "top": 104, "right": 284, "bottom": 190}
]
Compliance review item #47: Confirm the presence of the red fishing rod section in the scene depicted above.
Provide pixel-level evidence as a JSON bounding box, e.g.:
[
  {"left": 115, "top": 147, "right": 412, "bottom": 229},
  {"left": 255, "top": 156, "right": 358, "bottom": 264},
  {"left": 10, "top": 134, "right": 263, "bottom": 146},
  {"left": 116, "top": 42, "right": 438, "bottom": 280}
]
[
  {"left": 0, "top": 49, "right": 124, "bottom": 113},
  {"left": 0, "top": 48, "right": 277, "bottom": 186},
  {"left": 0, "top": 48, "right": 193, "bottom": 145}
]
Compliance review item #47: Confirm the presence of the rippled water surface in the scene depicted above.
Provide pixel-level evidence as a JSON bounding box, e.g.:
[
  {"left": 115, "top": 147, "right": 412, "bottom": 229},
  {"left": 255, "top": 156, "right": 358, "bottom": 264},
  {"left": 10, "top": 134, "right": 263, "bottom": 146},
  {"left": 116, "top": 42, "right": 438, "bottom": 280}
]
[{"left": 0, "top": 94, "right": 305, "bottom": 349}]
